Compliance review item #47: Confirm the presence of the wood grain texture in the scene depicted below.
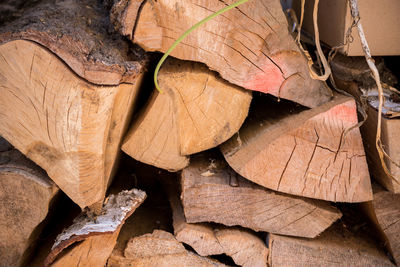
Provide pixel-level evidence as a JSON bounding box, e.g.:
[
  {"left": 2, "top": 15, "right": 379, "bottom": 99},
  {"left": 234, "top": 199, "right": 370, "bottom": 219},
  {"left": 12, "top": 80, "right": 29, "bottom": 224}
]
[
  {"left": 221, "top": 95, "right": 372, "bottom": 202},
  {"left": 181, "top": 154, "right": 342, "bottom": 238},
  {"left": 363, "top": 185, "right": 400, "bottom": 265},
  {"left": 0, "top": 149, "right": 59, "bottom": 267},
  {"left": 268, "top": 223, "right": 394, "bottom": 266},
  {"left": 0, "top": 40, "right": 144, "bottom": 208},
  {"left": 122, "top": 58, "right": 251, "bottom": 171},
  {"left": 130, "top": 0, "right": 332, "bottom": 107},
  {"left": 0, "top": 0, "right": 146, "bottom": 85},
  {"left": 107, "top": 230, "right": 226, "bottom": 267},
  {"left": 168, "top": 183, "right": 268, "bottom": 267}
]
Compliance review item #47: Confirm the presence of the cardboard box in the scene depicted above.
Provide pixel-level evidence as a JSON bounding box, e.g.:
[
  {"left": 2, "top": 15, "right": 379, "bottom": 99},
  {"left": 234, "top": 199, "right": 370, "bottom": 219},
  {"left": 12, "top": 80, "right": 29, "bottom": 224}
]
[{"left": 293, "top": 0, "right": 400, "bottom": 56}]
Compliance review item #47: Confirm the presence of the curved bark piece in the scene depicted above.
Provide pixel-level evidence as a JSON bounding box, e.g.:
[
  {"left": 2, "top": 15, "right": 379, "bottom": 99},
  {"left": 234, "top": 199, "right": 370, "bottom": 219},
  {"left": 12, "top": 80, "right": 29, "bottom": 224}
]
[
  {"left": 0, "top": 148, "right": 59, "bottom": 267},
  {"left": 122, "top": 58, "right": 251, "bottom": 171},
  {"left": 129, "top": 0, "right": 332, "bottom": 107},
  {"left": 181, "top": 154, "right": 342, "bottom": 238},
  {"left": 221, "top": 95, "right": 372, "bottom": 202},
  {"left": 45, "top": 189, "right": 146, "bottom": 266},
  {"left": 0, "top": 0, "right": 145, "bottom": 85},
  {"left": 0, "top": 40, "right": 144, "bottom": 208}
]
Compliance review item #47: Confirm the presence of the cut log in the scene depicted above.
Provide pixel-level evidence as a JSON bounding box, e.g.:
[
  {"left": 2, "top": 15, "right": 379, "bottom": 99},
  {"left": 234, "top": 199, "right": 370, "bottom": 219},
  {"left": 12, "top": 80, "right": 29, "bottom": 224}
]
[
  {"left": 119, "top": 0, "right": 332, "bottom": 107},
  {"left": 362, "top": 185, "right": 400, "bottom": 265},
  {"left": 45, "top": 189, "right": 146, "bottom": 266},
  {"left": 0, "top": 0, "right": 146, "bottom": 208},
  {"left": 181, "top": 154, "right": 342, "bottom": 238},
  {"left": 107, "top": 230, "right": 227, "bottom": 267},
  {"left": 122, "top": 58, "right": 251, "bottom": 171},
  {"left": 167, "top": 180, "right": 268, "bottom": 267},
  {"left": 331, "top": 54, "right": 400, "bottom": 193},
  {"left": 221, "top": 94, "right": 372, "bottom": 202},
  {"left": 268, "top": 223, "right": 394, "bottom": 266},
  {"left": 0, "top": 147, "right": 59, "bottom": 267}
]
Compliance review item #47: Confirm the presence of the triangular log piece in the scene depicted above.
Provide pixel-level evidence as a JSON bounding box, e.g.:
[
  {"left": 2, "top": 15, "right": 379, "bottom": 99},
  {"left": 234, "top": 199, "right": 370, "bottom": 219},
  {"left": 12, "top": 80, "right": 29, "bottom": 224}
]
[
  {"left": 362, "top": 184, "right": 400, "bottom": 265},
  {"left": 0, "top": 147, "right": 59, "bottom": 267},
  {"left": 44, "top": 189, "right": 146, "bottom": 266},
  {"left": 122, "top": 0, "right": 332, "bottom": 107},
  {"left": 122, "top": 58, "right": 251, "bottom": 171},
  {"left": 331, "top": 54, "right": 400, "bottom": 193},
  {"left": 167, "top": 180, "right": 268, "bottom": 267},
  {"left": 181, "top": 154, "right": 342, "bottom": 238},
  {"left": 0, "top": 0, "right": 147, "bottom": 209},
  {"left": 221, "top": 94, "right": 372, "bottom": 202},
  {"left": 107, "top": 230, "right": 227, "bottom": 267},
  {"left": 268, "top": 222, "right": 394, "bottom": 266}
]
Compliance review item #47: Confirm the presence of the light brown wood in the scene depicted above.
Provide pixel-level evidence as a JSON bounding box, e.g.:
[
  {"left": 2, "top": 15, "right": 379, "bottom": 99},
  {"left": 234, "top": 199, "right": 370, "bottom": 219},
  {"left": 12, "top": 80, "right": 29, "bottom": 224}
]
[
  {"left": 45, "top": 189, "right": 146, "bottom": 266},
  {"left": 362, "top": 185, "right": 400, "bottom": 265},
  {"left": 122, "top": 58, "right": 251, "bottom": 171},
  {"left": 181, "top": 154, "right": 342, "bottom": 238},
  {"left": 168, "top": 183, "right": 268, "bottom": 267},
  {"left": 268, "top": 223, "right": 394, "bottom": 266},
  {"left": 110, "top": 0, "right": 145, "bottom": 38},
  {"left": 128, "top": 0, "right": 332, "bottom": 107},
  {"left": 0, "top": 148, "right": 59, "bottom": 266},
  {"left": 107, "top": 230, "right": 227, "bottom": 267},
  {"left": 221, "top": 94, "right": 372, "bottom": 202},
  {"left": 0, "top": 40, "right": 144, "bottom": 209}
]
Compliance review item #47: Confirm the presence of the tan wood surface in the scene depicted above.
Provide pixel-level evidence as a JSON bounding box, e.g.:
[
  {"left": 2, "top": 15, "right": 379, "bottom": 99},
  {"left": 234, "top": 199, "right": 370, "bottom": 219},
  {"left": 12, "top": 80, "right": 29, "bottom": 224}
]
[
  {"left": 0, "top": 148, "right": 59, "bottom": 266},
  {"left": 122, "top": 58, "right": 251, "bottom": 171},
  {"left": 128, "top": 0, "right": 332, "bottom": 107},
  {"left": 181, "top": 154, "right": 342, "bottom": 238},
  {"left": 221, "top": 95, "right": 372, "bottom": 202}
]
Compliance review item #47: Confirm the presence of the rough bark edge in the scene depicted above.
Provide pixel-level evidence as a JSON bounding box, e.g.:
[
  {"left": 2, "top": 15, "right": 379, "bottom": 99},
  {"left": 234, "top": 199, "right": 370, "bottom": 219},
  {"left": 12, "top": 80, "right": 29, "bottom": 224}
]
[
  {"left": 44, "top": 189, "right": 146, "bottom": 266},
  {"left": 0, "top": 0, "right": 147, "bottom": 85}
]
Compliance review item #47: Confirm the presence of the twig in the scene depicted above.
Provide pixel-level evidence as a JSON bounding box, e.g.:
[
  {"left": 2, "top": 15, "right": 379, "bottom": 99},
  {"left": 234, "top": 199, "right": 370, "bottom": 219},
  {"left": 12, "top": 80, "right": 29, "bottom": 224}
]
[{"left": 348, "top": 0, "right": 399, "bottom": 183}]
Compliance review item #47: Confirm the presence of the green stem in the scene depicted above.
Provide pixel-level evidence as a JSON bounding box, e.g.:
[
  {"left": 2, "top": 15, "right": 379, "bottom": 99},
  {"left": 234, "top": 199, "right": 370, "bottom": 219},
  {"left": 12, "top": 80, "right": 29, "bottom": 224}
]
[{"left": 154, "top": 0, "right": 250, "bottom": 93}]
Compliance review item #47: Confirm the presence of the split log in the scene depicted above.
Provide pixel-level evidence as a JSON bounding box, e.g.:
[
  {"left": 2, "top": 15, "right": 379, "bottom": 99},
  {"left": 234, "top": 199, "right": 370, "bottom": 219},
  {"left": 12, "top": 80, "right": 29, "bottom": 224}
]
[
  {"left": 45, "top": 189, "right": 146, "bottom": 266},
  {"left": 0, "top": 146, "right": 59, "bottom": 267},
  {"left": 221, "top": 94, "right": 372, "bottom": 202},
  {"left": 331, "top": 54, "right": 400, "bottom": 193},
  {"left": 181, "top": 154, "right": 342, "bottom": 238},
  {"left": 122, "top": 58, "right": 251, "bottom": 171},
  {"left": 168, "top": 180, "right": 268, "bottom": 267},
  {"left": 116, "top": 0, "right": 332, "bottom": 107},
  {"left": 267, "top": 223, "right": 394, "bottom": 266},
  {"left": 362, "top": 185, "right": 400, "bottom": 265},
  {"left": 107, "top": 230, "right": 227, "bottom": 267},
  {"left": 0, "top": 0, "right": 146, "bottom": 209}
]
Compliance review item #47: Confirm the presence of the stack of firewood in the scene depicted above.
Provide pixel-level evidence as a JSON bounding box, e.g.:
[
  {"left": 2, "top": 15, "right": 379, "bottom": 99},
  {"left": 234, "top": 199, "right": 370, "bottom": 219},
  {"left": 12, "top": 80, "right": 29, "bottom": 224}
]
[{"left": 0, "top": 0, "right": 399, "bottom": 266}]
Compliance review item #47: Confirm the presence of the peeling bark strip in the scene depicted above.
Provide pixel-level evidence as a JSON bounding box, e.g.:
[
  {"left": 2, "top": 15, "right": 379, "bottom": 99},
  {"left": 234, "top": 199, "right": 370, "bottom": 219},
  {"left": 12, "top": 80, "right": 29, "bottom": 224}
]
[
  {"left": 363, "top": 185, "right": 400, "bottom": 265},
  {"left": 45, "top": 189, "right": 146, "bottom": 266},
  {"left": 221, "top": 94, "right": 373, "bottom": 202},
  {"left": 124, "top": 0, "right": 332, "bottom": 107},
  {"left": 181, "top": 154, "right": 341, "bottom": 238},
  {"left": 0, "top": 0, "right": 146, "bottom": 85},
  {"left": 107, "top": 230, "right": 227, "bottom": 266},
  {"left": 122, "top": 58, "right": 251, "bottom": 171},
  {"left": 167, "top": 180, "right": 268, "bottom": 267},
  {"left": 0, "top": 147, "right": 59, "bottom": 267}
]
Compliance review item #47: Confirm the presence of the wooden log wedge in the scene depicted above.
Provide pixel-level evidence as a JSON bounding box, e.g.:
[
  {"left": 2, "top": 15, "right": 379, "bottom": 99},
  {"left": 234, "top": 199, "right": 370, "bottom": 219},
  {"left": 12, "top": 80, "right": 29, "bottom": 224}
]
[
  {"left": 116, "top": 0, "right": 332, "bottom": 107},
  {"left": 107, "top": 230, "right": 227, "bottom": 267},
  {"left": 0, "top": 0, "right": 147, "bottom": 209},
  {"left": 181, "top": 154, "right": 342, "bottom": 238},
  {"left": 0, "top": 145, "right": 59, "bottom": 267},
  {"left": 122, "top": 58, "right": 251, "bottom": 171},
  {"left": 221, "top": 94, "right": 373, "bottom": 202}
]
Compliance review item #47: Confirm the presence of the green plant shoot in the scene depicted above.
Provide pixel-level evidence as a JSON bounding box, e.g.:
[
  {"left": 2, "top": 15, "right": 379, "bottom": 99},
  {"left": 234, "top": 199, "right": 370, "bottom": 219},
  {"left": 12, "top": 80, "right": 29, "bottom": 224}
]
[{"left": 154, "top": 0, "right": 250, "bottom": 93}]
